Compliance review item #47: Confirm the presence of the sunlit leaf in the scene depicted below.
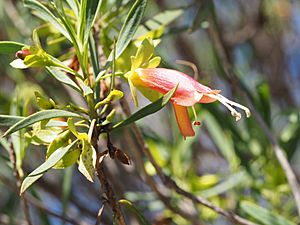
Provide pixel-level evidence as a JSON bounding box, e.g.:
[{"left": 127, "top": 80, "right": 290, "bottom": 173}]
[
  {"left": 24, "top": 0, "right": 71, "bottom": 41},
  {"left": 66, "top": 0, "right": 79, "bottom": 17},
  {"left": 109, "top": 0, "right": 148, "bottom": 61},
  {"left": 20, "top": 140, "right": 77, "bottom": 193},
  {"left": 45, "top": 67, "right": 81, "bottom": 93},
  {"left": 0, "top": 115, "right": 24, "bottom": 127},
  {"left": 3, "top": 110, "right": 84, "bottom": 137},
  {"left": 0, "top": 41, "right": 25, "bottom": 54},
  {"left": 24, "top": 0, "right": 72, "bottom": 41},
  {"left": 78, "top": 0, "right": 102, "bottom": 45}
]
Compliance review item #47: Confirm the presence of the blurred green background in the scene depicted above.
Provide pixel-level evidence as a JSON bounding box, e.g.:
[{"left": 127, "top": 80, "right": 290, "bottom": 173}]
[{"left": 0, "top": 0, "right": 300, "bottom": 224}]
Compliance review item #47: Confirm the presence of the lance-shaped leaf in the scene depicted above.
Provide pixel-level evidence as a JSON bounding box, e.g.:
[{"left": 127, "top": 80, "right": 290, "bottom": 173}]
[
  {"left": 78, "top": 0, "right": 102, "bottom": 45},
  {"left": 20, "top": 140, "right": 78, "bottom": 194},
  {"left": 2, "top": 110, "right": 84, "bottom": 137},
  {"left": 107, "top": 0, "right": 148, "bottom": 62},
  {"left": 0, "top": 41, "right": 25, "bottom": 54},
  {"left": 46, "top": 67, "right": 81, "bottom": 93},
  {"left": 0, "top": 115, "right": 24, "bottom": 127},
  {"left": 112, "top": 85, "right": 177, "bottom": 130},
  {"left": 24, "top": 0, "right": 71, "bottom": 42},
  {"left": 66, "top": 0, "right": 79, "bottom": 18}
]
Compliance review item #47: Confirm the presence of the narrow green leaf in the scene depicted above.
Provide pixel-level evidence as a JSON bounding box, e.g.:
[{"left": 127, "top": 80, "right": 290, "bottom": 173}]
[
  {"left": 112, "top": 85, "right": 177, "bottom": 130},
  {"left": 3, "top": 110, "right": 84, "bottom": 137},
  {"left": 119, "top": 199, "right": 151, "bottom": 225},
  {"left": 109, "top": 0, "right": 148, "bottom": 61},
  {"left": 89, "top": 34, "right": 100, "bottom": 101},
  {"left": 0, "top": 41, "right": 25, "bottom": 54},
  {"left": 78, "top": 0, "right": 102, "bottom": 45},
  {"left": 20, "top": 140, "right": 77, "bottom": 194},
  {"left": 24, "top": 0, "right": 71, "bottom": 42},
  {"left": 240, "top": 201, "right": 296, "bottom": 225},
  {"left": 110, "top": 39, "right": 116, "bottom": 91},
  {"left": 66, "top": 0, "right": 79, "bottom": 18},
  {"left": 45, "top": 67, "right": 81, "bottom": 93},
  {"left": 0, "top": 115, "right": 24, "bottom": 127},
  {"left": 89, "top": 34, "right": 100, "bottom": 77}
]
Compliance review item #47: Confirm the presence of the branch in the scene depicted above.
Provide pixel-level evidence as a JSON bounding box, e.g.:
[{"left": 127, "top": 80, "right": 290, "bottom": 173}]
[
  {"left": 91, "top": 126, "right": 126, "bottom": 225},
  {"left": 95, "top": 162, "right": 126, "bottom": 225}
]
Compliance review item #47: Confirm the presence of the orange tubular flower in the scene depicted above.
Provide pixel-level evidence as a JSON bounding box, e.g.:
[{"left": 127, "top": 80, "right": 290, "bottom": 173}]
[{"left": 130, "top": 68, "right": 251, "bottom": 139}]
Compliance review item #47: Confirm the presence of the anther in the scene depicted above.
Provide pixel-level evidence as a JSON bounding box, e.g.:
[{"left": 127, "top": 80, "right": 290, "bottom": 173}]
[{"left": 193, "top": 121, "right": 201, "bottom": 126}]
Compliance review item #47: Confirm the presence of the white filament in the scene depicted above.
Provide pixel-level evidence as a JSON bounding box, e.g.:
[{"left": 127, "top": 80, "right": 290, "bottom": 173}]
[{"left": 204, "top": 93, "right": 251, "bottom": 121}]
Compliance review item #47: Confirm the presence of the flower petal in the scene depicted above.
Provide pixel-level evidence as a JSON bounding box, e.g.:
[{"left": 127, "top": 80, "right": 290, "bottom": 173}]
[
  {"left": 172, "top": 103, "right": 195, "bottom": 139},
  {"left": 135, "top": 68, "right": 213, "bottom": 106}
]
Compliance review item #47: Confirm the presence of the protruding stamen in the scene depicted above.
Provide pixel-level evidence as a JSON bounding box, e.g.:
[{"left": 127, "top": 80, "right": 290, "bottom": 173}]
[
  {"left": 216, "top": 94, "right": 251, "bottom": 118},
  {"left": 191, "top": 106, "right": 201, "bottom": 126},
  {"left": 204, "top": 93, "right": 243, "bottom": 121}
]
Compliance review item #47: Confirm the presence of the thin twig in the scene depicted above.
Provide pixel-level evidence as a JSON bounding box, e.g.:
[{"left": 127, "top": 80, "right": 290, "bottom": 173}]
[
  {"left": 92, "top": 126, "right": 127, "bottom": 225},
  {"left": 95, "top": 162, "right": 126, "bottom": 225},
  {"left": 119, "top": 97, "right": 256, "bottom": 225}
]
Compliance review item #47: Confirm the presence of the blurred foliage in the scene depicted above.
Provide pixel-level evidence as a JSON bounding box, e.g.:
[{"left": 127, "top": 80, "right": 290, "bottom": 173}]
[{"left": 0, "top": 0, "right": 300, "bottom": 225}]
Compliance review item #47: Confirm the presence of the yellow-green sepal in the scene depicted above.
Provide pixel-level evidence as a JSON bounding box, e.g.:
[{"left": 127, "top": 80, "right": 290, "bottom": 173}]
[
  {"left": 131, "top": 38, "right": 154, "bottom": 70},
  {"left": 128, "top": 77, "right": 139, "bottom": 107}
]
